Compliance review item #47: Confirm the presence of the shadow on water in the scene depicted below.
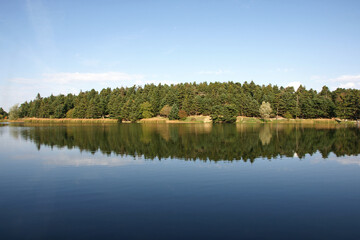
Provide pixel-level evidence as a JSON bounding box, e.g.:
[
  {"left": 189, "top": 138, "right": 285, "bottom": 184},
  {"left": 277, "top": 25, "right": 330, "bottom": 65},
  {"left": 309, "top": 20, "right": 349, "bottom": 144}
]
[{"left": 9, "top": 123, "right": 360, "bottom": 162}]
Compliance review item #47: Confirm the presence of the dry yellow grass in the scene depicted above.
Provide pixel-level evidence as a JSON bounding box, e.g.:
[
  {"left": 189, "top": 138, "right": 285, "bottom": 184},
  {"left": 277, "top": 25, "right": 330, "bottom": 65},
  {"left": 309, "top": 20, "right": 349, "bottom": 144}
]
[
  {"left": 14, "top": 118, "right": 118, "bottom": 124},
  {"left": 139, "top": 115, "right": 212, "bottom": 124},
  {"left": 236, "top": 116, "right": 356, "bottom": 125},
  {"left": 138, "top": 116, "right": 167, "bottom": 123}
]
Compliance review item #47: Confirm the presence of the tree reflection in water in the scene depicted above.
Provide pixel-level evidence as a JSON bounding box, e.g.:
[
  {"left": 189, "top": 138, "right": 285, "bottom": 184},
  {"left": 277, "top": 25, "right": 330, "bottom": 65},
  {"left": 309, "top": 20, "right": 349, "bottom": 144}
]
[{"left": 10, "top": 123, "right": 360, "bottom": 162}]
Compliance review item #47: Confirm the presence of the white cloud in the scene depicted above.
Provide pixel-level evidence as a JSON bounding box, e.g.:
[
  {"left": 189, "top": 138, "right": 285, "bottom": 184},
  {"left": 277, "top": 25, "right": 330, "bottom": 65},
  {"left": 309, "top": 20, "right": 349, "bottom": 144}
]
[
  {"left": 43, "top": 154, "right": 144, "bottom": 167},
  {"left": 286, "top": 81, "right": 301, "bottom": 90},
  {"left": 197, "top": 69, "right": 230, "bottom": 75},
  {"left": 334, "top": 74, "right": 360, "bottom": 82},
  {"left": 335, "top": 157, "right": 360, "bottom": 166},
  {"left": 12, "top": 72, "right": 145, "bottom": 84},
  {"left": 339, "top": 82, "right": 356, "bottom": 88},
  {"left": 312, "top": 155, "right": 360, "bottom": 167},
  {"left": 11, "top": 152, "right": 144, "bottom": 167},
  {"left": 329, "top": 74, "right": 360, "bottom": 89},
  {"left": 1, "top": 71, "right": 175, "bottom": 111}
]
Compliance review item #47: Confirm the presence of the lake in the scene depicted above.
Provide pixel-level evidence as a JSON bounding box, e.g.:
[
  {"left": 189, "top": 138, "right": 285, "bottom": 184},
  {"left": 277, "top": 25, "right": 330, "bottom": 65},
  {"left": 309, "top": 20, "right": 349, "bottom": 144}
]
[{"left": 0, "top": 123, "right": 359, "bottom": 239}]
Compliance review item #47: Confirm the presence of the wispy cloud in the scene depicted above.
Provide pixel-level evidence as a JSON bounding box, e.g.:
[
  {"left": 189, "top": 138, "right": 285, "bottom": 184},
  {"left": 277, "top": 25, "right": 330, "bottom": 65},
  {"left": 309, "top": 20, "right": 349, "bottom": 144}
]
[
  {"left": 286, "top": 81, "right": 301, "bottom": 90},
  {"left": 2, "top": 72, "right": 177, "bottom": 111},
  {"left": 10, "top": 151, "right": 144, "bottom": 167},
  {"left": 338, "top": 82, "right": 356, "bottom": 88},
  {"left": 311, "top": 155, "right": 360, "bottom": 167},
  {"left": 26, "top": 0, "right": 56, "bottom": 53},
  {"left": 330, "top": 74, "right": 360, "bottom": 89},
  {"left": 43, "top": 154, "right": 144, "bottom": 167},
  {"left": 334, "top": 74, "right": 360, "bottom": 82},
  {"left": 335, "top": 157, "right": 360, "bottom": 166},
  {"left": 197, "top": 69, "right": 230, "bottom": 75},
  {"left": 308, "top": 74, "right": 360, "bottom": 90},
  {"left": 12, "top": 72, "right": 145, "bottom": 85}
]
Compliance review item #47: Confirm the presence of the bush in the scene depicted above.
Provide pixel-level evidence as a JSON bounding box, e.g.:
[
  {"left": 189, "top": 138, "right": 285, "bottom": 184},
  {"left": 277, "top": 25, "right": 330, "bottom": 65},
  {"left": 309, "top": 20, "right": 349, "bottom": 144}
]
[
  {"left": 9, "top": 104, "right": 20, "bottom": 120},
  {"left": 66, "top": 109, "right": 75, "bottom": 118},
  {"left": 178, "top": 110, "right": 187, "bottom": 120},
  {"left": 160, "top": 105, "right": 172, "bottom": 117},
  {"left": 284, "top": 111, "right": 293, "bottom": 119}
]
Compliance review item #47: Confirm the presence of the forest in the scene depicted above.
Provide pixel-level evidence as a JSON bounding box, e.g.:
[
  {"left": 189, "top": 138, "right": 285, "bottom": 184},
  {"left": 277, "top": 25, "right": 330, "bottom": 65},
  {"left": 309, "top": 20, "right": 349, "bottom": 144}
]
[{"left": 6, "top": 81, "right": 360, "bottom": 122}]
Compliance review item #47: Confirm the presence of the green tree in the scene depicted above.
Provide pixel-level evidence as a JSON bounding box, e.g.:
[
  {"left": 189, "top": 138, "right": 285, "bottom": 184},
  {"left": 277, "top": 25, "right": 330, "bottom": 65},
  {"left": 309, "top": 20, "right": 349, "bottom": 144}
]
[
  {"left": 222, "top": 104, "right": 238, "bottom": 123},
  {"left": 259, "top": 101, "right": 272, "bottom": 119},
  {"left": 66, "top": 109, "right": 75, "bottom": 118},
  {"left": 140, "top": 101, "right": 153, "bottom": 119},
  {"left": 86, "top": 98, "right": 101, "bottom": 118},
  {"left": 9, "top": 104, "right": 20, "bottom": 120},
  {"left": 11, "top": 81, "right": 354, "bottom": 121},
  {"left": 160, "top": 105, "right": 172, "bottom": 117},
  {"left": 169, "top": 104, "right": 180, "bottom": 120},
  {"left": 0, "top": 107, "right": 8, "bottom": 119},
  {"left": 211, "top": 104, "right": 237, "bottom": 123},
  {"left": 284, "top": 111, "right": 292, "bottom": 119},
  {"left": 73, "top": 92, "right": 88, "bottom": 118},
  {"left": 54, "top": 104, "right": 66, "bottom": 118}
]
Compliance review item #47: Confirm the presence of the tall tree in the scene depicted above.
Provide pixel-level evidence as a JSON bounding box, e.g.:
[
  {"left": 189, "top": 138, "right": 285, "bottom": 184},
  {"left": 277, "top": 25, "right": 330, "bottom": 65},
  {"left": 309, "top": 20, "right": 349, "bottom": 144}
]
[
  {"left": 259, "top": 102, "right": 272, "bottom": 119},
  {"left": 169, "top": 104, "right": 180, "bottom": 120}
]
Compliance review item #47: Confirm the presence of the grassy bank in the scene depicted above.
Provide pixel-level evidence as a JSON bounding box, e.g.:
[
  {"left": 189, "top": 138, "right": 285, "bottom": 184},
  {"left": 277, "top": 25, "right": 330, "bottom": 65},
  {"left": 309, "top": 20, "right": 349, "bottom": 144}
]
[
  {"left": 236, "top": 116, "right": 357, "bottom": 125},
  {"left": 139, "top": 115, "right": 212, "bottom": 124},
  {"left": 7, "top": 116, "right": 357, "bottom": 125},
  {"left": 12, "top": 118, "right": 118, "bottom": 124}
]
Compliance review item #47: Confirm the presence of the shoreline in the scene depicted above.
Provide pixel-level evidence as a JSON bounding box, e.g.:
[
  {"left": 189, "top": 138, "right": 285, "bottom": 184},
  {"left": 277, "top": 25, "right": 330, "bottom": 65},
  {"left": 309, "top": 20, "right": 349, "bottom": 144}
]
[{"left": 6, "top": 116, "right": 357, "bottom": 125}]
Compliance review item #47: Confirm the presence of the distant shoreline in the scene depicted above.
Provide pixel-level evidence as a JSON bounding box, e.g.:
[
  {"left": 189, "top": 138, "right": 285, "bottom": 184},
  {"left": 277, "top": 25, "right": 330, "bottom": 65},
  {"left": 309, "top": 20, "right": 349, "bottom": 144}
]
[{"left": 7, "top": 116, "right": 357, "bottom": 125}]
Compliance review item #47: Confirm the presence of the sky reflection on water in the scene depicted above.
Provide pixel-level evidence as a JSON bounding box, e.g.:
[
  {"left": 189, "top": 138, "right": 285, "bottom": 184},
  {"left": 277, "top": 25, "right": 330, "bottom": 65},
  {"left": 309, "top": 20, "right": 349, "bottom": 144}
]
[{"left": 0, "top": 124, "right": 359, "bottom": 240}]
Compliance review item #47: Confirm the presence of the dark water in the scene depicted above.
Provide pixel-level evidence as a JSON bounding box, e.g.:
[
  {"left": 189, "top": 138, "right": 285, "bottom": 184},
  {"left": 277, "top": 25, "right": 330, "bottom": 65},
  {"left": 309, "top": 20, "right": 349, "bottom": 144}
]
[{"left": 0, "top": 123, "right": 359, "bottom": 240}]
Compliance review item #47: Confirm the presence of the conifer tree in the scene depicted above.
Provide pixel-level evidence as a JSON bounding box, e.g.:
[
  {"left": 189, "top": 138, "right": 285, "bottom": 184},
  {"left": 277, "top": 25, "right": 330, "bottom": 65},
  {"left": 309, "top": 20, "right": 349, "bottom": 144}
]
[{"left": 169, "top": 104, "right": 179, "bottom": 120}]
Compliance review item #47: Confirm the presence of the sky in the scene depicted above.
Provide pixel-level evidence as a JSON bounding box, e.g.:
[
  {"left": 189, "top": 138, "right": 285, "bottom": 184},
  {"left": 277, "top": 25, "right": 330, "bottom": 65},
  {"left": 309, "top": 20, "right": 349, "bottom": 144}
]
[{"left": 1, "top": 0, "right": 360, "bottom": 111}]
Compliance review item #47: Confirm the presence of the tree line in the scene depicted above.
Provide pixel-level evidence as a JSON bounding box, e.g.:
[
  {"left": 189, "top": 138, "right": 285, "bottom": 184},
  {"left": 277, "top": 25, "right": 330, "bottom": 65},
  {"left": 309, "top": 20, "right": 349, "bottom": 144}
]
[
  {"left": 0, "top": 107, "right": 8, "bottom": 119},
  {"left": 7, "top": 81, "right": 360, "bottom": 122}
]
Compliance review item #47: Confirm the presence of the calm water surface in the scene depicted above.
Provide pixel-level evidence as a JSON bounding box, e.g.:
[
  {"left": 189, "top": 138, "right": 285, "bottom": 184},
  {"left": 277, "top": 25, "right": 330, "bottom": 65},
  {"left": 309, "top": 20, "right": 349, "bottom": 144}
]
[{"left": 0, "top": 123, "right": 359, "bottom": 239}]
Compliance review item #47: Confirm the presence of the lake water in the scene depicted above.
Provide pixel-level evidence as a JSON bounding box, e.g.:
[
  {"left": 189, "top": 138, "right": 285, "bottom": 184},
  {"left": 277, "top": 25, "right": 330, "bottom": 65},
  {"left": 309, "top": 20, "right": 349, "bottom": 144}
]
[{"left": 0, "top": 123, "right": 359, "bottom": 239}]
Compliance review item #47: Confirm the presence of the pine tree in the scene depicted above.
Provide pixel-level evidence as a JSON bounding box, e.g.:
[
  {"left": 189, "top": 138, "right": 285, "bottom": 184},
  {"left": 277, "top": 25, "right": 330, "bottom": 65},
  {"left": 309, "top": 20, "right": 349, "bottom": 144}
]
[
  {"left": 140, "top": 101, "right": 153, "bottom": 119},
  {"left": 169, "top": 104, "right": 179, "bottom": 120}
]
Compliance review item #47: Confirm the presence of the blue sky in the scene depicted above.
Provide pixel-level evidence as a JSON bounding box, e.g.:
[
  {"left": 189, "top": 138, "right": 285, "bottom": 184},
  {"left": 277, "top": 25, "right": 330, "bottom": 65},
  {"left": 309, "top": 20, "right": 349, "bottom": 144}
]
[{"left": 1, "top": 0, "right": 360, "bottom": 110}]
